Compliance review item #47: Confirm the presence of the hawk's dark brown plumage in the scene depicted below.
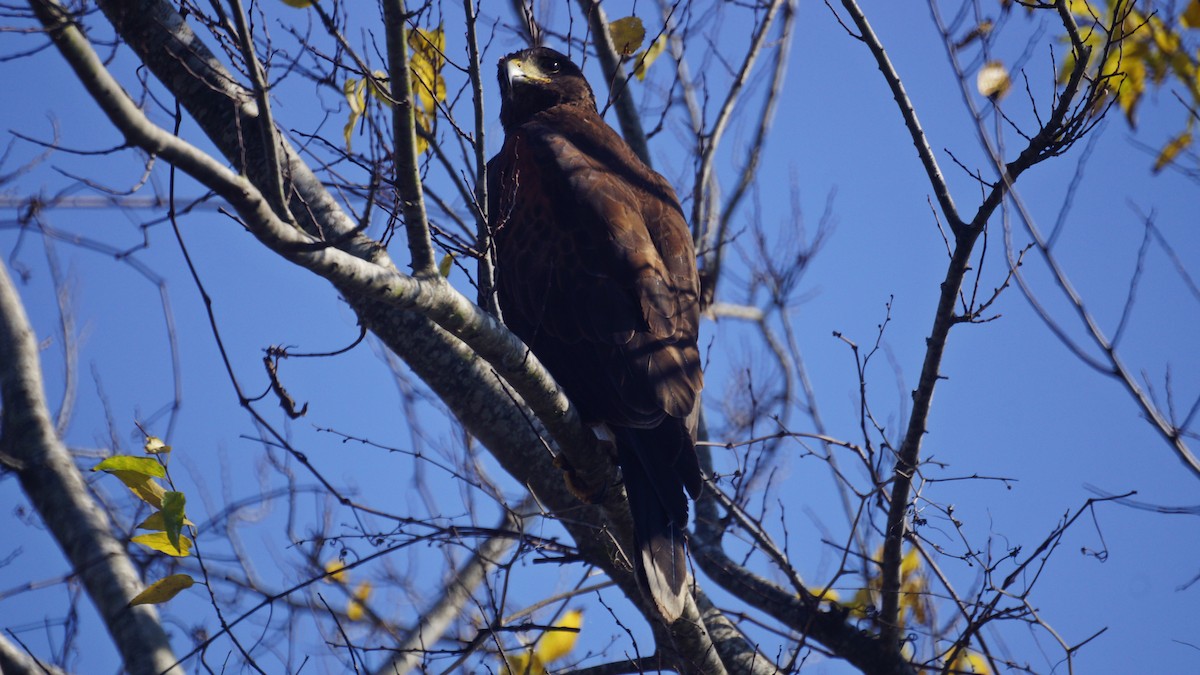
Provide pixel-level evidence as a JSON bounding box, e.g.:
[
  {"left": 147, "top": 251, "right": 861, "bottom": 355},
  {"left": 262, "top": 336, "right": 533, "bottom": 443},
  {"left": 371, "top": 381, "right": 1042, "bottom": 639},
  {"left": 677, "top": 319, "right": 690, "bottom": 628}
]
[{"left": 488, "top": 47, "right": 703, "bottom": 621}]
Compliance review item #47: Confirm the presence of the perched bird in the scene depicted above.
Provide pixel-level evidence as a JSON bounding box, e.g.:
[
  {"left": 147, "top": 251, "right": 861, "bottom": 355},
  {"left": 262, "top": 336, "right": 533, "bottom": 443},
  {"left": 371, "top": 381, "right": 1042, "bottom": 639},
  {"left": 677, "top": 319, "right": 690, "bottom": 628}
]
[{"left": 488, "top": 46, "right": 703, "bottom": 621}]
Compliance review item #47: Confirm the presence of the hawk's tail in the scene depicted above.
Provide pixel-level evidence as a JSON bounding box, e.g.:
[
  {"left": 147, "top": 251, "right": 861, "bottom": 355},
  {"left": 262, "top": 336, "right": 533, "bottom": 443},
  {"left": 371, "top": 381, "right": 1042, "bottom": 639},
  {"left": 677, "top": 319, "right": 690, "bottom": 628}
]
[{"left": 612, "top": 423, "right": 701, "bottom": 622}]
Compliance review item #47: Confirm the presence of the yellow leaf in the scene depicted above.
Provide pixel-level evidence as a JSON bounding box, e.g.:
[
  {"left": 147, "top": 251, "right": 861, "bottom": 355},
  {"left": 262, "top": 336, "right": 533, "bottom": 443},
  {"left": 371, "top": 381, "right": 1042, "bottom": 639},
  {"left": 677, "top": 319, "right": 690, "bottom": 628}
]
[
  {"left": 634, "top": 35, "right": 667, "bottom": 81},
  {"left": 324, "top": 559, "right": 349, "bottom": 583},
  {"left": 1116, "top": 55, "right": 1146, "bottom": 127},
  {"left": 135, "top": 511, "right": 195, "bottom": 531},
  {"left": 437, "top": 253, "right": 454, "bottom": 278},
  {"left": 502, "top": 650, "right": 545, "bottom": 675},
  {"left": 608, "top": 16, "right": 646, "bottom": 57},
  {"left": 93, "top": 455, "right": 165, "bottom": 478},
  {"left": 409, "top": 27, "right": 445, "bottom": 155},
  {"left": 110, "top": 470, "right": 166, "bottom": 509},
  {"left": 1184, "top": 0, "right": 1200, "bottom": 29},
  {"left": 1150, "top": 17, "right": 1180, "bottom": 55},
  {"left": 901, "top": 575, "right": 929, "bottom": 624},
  {"left": 1153, "top": 130, "right": 1192, "bottom": 173},
  {"left": 410, "top": 28, "right": 446, "bottom": 105},
  {"left": 346, "top": 580, "right": 372, "bottom": 621},
  {"left": 280, "top": 0, "right": 314, "bottom": 7},
  {"left": 132, "top": 532, "right": 193, "bottom": 557},
  {"left": 535, "top": 609, "right": 582, "bottom": 664},
  {"left": 343, "top": 77, "right": 366, "bottom": 151},
  {"left": 1065, "top": 0, "right": 1095, "bottom": 18},
  {"left": 813, "top": 586, "right": 840, "bottom": 604},
  {"left": 976, "top": 61, "right": 1011, "bottom": 100},
  {"left": 143, "top": 436, "right": 171, "bottom": 455},
  {"left": 949, "top": 650, "right": 992, "bottom": 674},
  {"left": 130, "top": 574, "right": 195, "bottom": 606}
]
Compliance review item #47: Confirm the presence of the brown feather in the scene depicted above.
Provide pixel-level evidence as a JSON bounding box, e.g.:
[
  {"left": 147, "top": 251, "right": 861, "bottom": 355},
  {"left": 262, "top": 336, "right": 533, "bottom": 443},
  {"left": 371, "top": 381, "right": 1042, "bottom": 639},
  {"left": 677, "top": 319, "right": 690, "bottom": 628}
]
[{"left": 489, "top": 47, "right": 703, "bottom": 621}]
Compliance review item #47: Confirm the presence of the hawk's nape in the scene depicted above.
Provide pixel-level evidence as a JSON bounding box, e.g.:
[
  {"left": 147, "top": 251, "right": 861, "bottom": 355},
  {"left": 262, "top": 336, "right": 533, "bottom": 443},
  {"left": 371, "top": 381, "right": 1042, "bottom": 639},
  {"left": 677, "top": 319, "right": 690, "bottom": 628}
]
[{"left": 487, "top": 47, "right": 704, "bottom": 621}]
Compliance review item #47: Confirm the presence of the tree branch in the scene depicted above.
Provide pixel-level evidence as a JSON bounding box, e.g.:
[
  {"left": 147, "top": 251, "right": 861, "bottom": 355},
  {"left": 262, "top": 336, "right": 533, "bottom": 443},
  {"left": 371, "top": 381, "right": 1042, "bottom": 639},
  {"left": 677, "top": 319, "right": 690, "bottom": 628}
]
[
  {"left": 37, "top": 1, "right": 751, "bottom": 668},
  {"left": 384, "top": 0, "right": 438, "bottom": 276},
  {"left": 838, "top": 0, "right": 964, "bottom": 233}
]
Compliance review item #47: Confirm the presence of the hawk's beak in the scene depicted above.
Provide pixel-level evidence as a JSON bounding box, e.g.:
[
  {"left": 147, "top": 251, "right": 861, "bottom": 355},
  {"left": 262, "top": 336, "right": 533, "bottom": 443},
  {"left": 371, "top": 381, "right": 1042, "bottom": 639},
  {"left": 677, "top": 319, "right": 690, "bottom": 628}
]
[{"left": 504, "top": 58, "right": 549, "bottom": 89}]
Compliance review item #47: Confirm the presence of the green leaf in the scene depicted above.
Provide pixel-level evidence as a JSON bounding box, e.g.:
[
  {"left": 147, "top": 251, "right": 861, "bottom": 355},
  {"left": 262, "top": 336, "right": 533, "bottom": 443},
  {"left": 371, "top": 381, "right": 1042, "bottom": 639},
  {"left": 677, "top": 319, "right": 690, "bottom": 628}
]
[
  {"left": 132, "top": 532, "right": 193, "bottom": 557},
  {"left": 162, "top": 491, "right": 187, "bottom": 552},
  {"left": 93, "top": 456, "right": 165, "bottom": 478},
  {"left": 135, "top": 511, "right": 195, "bottom": 531},
  {"left": 129, "top": 574, "right": 195, "bottom": 606}
]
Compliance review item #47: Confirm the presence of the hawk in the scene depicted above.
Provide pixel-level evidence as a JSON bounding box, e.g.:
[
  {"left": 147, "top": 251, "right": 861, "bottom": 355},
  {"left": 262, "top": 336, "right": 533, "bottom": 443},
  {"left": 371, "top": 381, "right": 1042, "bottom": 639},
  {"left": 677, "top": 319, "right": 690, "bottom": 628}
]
[{"left": 488, "top": 46, "right": 703, "bottom": 621}]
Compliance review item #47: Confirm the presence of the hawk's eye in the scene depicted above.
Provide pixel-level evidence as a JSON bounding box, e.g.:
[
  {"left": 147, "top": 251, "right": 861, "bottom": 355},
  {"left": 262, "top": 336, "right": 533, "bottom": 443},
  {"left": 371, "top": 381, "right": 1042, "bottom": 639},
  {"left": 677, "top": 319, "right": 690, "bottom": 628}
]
[{"left": 546, "top": 60, "right": 562, "bottom": 74}]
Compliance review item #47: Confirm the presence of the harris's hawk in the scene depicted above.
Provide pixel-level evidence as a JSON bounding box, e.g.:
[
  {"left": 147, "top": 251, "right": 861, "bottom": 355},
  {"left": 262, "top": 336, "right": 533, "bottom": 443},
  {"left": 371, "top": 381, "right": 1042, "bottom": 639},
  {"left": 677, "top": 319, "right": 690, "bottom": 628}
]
[{"left": 488, "top": 47, "right": 703, "bottom": 621}]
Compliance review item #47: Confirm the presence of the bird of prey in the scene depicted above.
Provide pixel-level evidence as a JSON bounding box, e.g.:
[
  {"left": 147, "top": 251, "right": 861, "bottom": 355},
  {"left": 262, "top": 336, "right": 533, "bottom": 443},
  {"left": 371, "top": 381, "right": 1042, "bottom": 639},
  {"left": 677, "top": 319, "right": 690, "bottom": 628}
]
[{"left": 488, "top": 46, "right": 703, "bottom": 621}]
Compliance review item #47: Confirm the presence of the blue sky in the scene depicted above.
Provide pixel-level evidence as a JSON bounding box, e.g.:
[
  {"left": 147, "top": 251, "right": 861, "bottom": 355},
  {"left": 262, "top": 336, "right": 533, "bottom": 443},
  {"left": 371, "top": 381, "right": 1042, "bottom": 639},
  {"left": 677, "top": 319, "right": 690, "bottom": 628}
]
[{"left": 1, "top": 1, "right": 1198, "bottom": 673}]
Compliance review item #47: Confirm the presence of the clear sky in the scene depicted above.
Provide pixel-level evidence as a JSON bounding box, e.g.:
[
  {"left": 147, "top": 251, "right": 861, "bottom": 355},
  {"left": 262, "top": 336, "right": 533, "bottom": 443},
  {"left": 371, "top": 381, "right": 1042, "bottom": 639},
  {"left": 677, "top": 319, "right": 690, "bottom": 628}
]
[{"left": 1, "top": 1, "right": 1197, "bottom": 673}]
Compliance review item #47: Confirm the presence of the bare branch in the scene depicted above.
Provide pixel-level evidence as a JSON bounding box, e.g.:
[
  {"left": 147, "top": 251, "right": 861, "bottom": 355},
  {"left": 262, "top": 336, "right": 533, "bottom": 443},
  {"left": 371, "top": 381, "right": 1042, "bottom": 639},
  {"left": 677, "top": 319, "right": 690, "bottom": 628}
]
[{"left": 838, "top": 0, "right": 964, "bottom": 233}]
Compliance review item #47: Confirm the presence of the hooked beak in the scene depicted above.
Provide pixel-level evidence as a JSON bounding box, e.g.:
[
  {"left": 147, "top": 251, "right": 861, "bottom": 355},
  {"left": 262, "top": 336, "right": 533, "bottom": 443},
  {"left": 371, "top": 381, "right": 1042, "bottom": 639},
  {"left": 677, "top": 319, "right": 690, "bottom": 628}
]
[{"left": 502, "top": 57, "right": 548, "bottom": 93}]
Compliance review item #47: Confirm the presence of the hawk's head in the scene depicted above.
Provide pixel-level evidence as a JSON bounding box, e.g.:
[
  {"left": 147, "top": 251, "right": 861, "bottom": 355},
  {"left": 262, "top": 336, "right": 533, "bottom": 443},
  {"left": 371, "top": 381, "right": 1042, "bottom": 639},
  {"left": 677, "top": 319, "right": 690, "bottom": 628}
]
[{"left": 498, "top": 47, "right": 596, "bottom": 130}]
